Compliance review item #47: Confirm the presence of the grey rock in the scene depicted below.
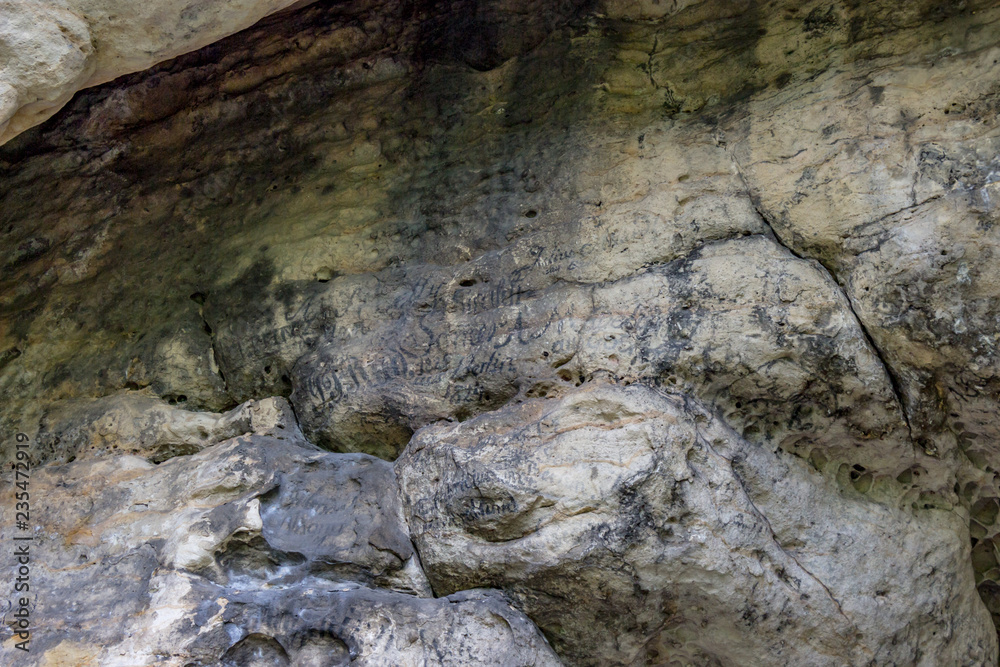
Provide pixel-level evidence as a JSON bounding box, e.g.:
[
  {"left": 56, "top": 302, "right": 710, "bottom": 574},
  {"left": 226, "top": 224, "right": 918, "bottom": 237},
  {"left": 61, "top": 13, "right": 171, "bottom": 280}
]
[
  {"left": 291, "top": 234, "right": 908, "bottom": 478},
  {"left": 0, "top": 432, "right": 489, "bottom": 664},
  {"left": 397, "top": 383, "right": 995, "bottom": 665},
  {"left": 208, "top": 585, "right": 562, "bottom": 667},
  {"left": 2, "top": 0, "right": 1000, "bottom": 663}
]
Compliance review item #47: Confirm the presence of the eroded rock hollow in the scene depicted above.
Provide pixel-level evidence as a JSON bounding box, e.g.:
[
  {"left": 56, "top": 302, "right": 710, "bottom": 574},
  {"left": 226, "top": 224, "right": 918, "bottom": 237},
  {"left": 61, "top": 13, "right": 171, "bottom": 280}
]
[{"left": 2, "top": 0, "right": 1000, "bottom": 665}]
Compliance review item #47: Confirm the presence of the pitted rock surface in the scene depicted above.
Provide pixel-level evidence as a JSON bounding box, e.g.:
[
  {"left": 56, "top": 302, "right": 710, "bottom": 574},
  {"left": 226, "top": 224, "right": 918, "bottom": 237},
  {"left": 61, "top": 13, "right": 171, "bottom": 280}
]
[
  {"left": 397, "top": 383, "right": 995, "bottom": 666},
  {"left": 0, "top": 429, "right": 559, "bottom": 664},
  {"left": 3, "top": 0, "right": 1000, "bottom": 664},
  {"left": 0, "top": 0, "right": 314, "bottom": 145}
]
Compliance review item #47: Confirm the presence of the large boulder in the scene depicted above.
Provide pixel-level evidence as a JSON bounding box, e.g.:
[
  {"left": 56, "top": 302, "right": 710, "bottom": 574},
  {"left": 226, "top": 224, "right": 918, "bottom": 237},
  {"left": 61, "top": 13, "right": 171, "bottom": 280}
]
[
  {"left": 0, "top": 428, "right": 559, "bottom": 664},
  {"left": 397, "top": 383, "right": 996, "bottom": 665}
]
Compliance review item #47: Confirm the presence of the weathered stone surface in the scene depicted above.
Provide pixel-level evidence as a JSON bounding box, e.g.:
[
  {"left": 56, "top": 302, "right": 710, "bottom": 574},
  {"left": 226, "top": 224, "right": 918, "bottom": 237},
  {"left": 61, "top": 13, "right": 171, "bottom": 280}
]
[
  {"left": 34, "top": 392, "right": 298, "bottom": 463},
  {"left": 0, "top": 0, "right": 311, "bottom": 145},
  {"left": 2, "top": 0, "right": 1000, "bottom": 663},
  {"left": 257, "top": 448, "right": 432, "bottom": 596},
  {"left": 0, "top": 430, "right": 560, "bottom": 664},
  {"left": 397, "top": 383, "right": 995, "bottom": 665},
  {"left": 207, "top": 586, "right": 562, "bottom": 667},
  {"left": 727, "top": 13, "right": 1000, "bottom": 605},
  {"left": 732, "top": 39, "right": 1000, "bottom": 464},
  {"left": 291, "top": 233, "right": 912, "bottom": 476}
]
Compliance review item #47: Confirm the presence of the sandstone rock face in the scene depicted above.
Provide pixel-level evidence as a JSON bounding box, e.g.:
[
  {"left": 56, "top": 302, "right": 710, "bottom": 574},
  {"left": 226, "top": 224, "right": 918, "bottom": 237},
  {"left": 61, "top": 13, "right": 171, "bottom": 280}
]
[
  {"left": 0, "top": 411, "right": 558, "bottom": 665},
  {"left": 397, "top": 383, "right": 994, "bottom": 666},
  {"left": 724, "top": 6, "right": 1000, "bottom": 624},
  {"left": 0, "top": 0, "right": 309, "bottom": 145},
  {"left": 290, "top": 233, "right": 910, "bottom": 472},
  {"left": 34, "top": 392, "right": 299, "bottom": 462},
  {"left": 3, "top": 0, "right": 1000, "bottom": 664}
]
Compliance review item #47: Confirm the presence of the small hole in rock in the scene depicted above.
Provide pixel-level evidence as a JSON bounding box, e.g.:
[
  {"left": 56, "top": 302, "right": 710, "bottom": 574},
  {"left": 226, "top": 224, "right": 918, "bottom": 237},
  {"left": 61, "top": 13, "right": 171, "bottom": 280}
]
[{"left": 524, "top": 210, "right": 538, "bottom": 218}]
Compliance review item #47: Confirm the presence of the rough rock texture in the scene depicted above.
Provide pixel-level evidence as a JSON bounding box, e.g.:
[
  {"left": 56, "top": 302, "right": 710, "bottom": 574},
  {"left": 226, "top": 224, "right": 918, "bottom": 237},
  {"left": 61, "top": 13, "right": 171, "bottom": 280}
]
[
  {"left": 3, "top": 0, "right": 1000, "bottom": 664},
  {"left": 398, "top": 383, "right": 993, "bottom": 666},
  {"left": 34, "top": 391, "right": 299, "bottom": 462},
  {"left": 0, "top": 404, "right": 558, "bottom": 665},
  {"left": 290, "top": 233, "right": 909, "bottom": 469},
  {"left": 0, "top": 0, "right": 311, "bottom": 144}
]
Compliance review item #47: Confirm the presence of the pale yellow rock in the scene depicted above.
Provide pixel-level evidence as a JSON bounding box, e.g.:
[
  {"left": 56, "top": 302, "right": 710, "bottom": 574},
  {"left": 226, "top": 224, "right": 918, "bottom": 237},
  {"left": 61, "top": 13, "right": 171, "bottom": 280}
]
[{"left": 0, "top": 0, "right": 311, "bottom": 145}]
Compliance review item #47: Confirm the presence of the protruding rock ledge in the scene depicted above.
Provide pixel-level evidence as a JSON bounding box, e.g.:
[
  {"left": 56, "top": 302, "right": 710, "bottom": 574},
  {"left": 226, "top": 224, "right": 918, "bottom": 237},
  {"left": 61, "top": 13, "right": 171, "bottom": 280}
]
[{"left": 0, "top": 0, "right": 312, "bottom": 145}]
